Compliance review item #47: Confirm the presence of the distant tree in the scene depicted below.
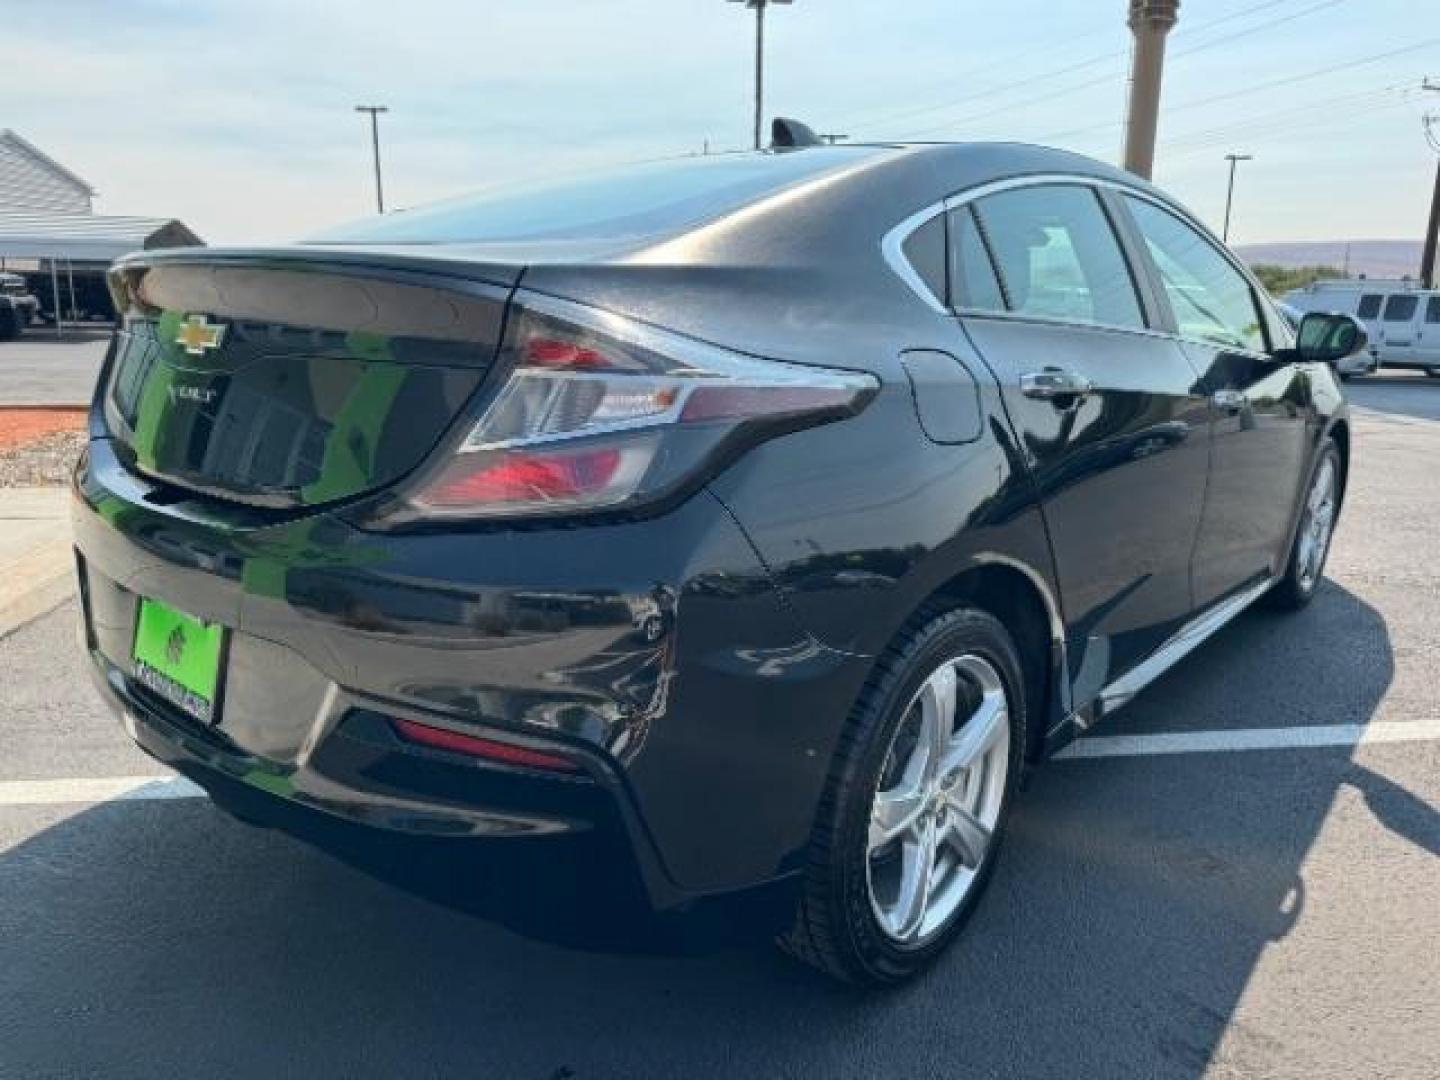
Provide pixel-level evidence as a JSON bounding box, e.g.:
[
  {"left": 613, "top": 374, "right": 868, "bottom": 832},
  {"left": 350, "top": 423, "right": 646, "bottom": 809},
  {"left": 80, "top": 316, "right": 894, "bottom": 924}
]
[{"left": 1248, "top": 264, "right": 1346, "bottom": 296}]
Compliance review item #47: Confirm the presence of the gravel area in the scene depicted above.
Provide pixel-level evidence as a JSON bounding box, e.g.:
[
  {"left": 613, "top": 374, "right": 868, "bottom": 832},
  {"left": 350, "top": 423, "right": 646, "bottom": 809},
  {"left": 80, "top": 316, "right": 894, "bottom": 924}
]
[{"left": 0, "top": 429, "right": 86, "bottom": 487}]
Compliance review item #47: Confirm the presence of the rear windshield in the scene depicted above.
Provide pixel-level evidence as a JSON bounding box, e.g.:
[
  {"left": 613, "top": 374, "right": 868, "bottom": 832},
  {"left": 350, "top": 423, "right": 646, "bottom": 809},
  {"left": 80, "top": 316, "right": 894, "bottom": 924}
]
[{"left": 312, "top": 150, "right": 883, "bottom": 245}]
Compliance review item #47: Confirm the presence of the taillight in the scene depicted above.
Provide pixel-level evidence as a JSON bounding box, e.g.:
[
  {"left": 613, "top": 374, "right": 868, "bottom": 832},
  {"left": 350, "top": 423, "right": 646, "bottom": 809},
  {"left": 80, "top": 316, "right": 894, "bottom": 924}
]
[{"left": 404, "top": 292, "right": 877, "bottom": 519}]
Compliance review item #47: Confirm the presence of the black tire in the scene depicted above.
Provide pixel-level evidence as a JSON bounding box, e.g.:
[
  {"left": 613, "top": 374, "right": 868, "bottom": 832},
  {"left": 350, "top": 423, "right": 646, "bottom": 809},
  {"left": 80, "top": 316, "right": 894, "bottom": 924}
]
[
  {"left": 778, "top": 606, "right": 1026, "bottom": 985},
  {"left": 1266, "top": 439, "right": 1342, "bottom": 611}
]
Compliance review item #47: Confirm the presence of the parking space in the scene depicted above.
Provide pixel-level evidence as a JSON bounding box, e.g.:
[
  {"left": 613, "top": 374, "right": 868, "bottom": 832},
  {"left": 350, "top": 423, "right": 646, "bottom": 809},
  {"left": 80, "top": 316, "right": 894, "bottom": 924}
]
[
  {"left": 1, "top": 375, "right": 1437, "bottom": 1078},
  {"left": 0, "top": 330, "right": 109, "bottom": 406}
]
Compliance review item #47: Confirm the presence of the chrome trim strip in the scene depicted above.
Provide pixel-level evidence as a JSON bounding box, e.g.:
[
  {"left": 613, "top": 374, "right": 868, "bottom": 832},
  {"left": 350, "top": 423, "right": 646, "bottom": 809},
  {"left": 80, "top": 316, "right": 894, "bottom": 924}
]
[
  {"left": 880, "top": 168, "right": 1264, "bottom": 325},
  {"left": 880, "top": 203, "right": 949, "bottom": 315},
  {"left": 1094, "top": 576, "right": 1274, "bottom": 716}
]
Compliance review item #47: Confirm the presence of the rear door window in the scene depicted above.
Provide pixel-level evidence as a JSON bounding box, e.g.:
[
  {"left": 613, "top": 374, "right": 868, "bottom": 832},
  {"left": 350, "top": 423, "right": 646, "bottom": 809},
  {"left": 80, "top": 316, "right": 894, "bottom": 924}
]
[
  {"left": 1427, "top": 296, "right": 1440, "bottom": 324},
  {"left": 1383, "top": 295, "right": 1419, "bottom": 322},
  {"left": 947, "top": 206, "right": 1006, "bottom": 313},
  {"left": 970, "top": 184, "right": 1145, "bottom": 330},
  {"left": 1123, "top": 196, "right": 1266, "bottom": 353},
  {"left": 1357, "top": 294, "right": 1382, "bottom": 319}
]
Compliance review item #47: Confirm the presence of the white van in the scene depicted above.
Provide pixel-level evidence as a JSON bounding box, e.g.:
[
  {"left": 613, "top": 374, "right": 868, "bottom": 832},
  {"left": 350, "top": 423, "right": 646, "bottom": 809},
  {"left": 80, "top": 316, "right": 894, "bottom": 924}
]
[{"left": 1283, "top": 279, "right": 1440, "bottom": 376}]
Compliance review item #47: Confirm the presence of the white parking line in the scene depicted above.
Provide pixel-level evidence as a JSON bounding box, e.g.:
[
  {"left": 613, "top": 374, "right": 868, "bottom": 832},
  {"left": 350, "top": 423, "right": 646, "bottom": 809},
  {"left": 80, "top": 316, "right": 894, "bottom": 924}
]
[
  {"left": 1, "top": 720, "right": 1437, "bottom": 808},
  {"left": 1054, "top": 719, "right": 1440, "bottom": 760}
]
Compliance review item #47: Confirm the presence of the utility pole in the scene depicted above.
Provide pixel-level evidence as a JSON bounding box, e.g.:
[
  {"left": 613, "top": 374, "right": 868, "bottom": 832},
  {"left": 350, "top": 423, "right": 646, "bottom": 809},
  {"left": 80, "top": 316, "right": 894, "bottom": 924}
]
[
  {"left": 1222, "top": 153, "right": 1252, "bottom": 243},
  {"left": 354, "top": 105, "right": 389, "bottom": 214},
  {"left": 1123, "top": 0, "right": 1180, "bottom": 180},
  {"left": 1421, "top": 79, "right": 1440, "bottom": 288},
  {"left": 727, "top": 0, "right": 793, "bottom": 150}
]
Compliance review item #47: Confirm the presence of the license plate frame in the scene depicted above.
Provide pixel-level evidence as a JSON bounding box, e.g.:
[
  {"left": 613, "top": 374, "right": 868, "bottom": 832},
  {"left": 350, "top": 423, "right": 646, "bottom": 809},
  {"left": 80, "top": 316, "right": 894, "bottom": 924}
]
[{"left": 131, "top": 596, "right": 227, "bottom": 725}]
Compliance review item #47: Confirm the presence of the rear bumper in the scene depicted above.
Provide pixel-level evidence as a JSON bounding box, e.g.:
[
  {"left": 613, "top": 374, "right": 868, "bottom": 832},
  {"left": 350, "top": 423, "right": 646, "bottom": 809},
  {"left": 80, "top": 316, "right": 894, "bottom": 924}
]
[
  {"left": 85, "top": 639, "right": 685, "bottom": 906},
  {"left": 73, "top": 436, "right": 870, "bottom": 903}
]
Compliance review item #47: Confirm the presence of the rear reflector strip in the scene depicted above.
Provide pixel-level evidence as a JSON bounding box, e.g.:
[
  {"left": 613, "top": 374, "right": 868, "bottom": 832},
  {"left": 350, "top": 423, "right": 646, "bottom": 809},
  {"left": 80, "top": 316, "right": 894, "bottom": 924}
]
[{"left": 391, "top": 717, "right": 579, "bottom": 772}]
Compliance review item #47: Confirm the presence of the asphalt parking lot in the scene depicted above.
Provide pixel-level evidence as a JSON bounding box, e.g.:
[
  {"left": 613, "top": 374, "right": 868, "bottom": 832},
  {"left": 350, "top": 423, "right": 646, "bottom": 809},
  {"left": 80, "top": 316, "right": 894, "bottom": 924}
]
[
  {"left": 1, "top": 366, "right": 1437, "bottom": 1078},
  {"left": 0, "top": 329, "right": 111, "bottom": 406}
]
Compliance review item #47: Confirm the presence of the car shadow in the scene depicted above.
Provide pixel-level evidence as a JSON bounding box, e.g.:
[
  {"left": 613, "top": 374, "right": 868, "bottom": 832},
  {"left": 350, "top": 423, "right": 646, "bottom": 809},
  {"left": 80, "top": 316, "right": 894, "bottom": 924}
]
[{"left": 0, "top": 582, "right": 1413, "bottom": 1078}]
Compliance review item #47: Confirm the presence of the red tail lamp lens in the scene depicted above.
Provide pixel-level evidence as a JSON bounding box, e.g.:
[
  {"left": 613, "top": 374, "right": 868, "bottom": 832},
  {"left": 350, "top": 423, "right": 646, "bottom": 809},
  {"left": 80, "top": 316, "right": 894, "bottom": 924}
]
[
  {"left": 422, "top": 446, "right": 623, "bottom": 507},
  {"left": 392, "top": 717, "right": 579, "bottom": 772},
  {"left": 524, "top": 337, "right": 613, "bottom": 369}
]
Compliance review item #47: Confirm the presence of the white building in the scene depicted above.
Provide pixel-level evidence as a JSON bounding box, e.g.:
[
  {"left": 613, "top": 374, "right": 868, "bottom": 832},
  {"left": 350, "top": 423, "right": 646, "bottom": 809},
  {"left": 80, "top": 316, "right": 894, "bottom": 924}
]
[{"left": 0, "top": 128, "right": 201, "bottom": 323}]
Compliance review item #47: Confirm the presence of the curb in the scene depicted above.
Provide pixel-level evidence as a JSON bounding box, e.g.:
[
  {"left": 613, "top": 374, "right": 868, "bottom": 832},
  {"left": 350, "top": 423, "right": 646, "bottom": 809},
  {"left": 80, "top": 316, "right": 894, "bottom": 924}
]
[
  {"left": 0, "top": 540, "right": 73, "bottom": 639},
  {"left": 0, "top": 404, "right": 89, "bottom": 412}
]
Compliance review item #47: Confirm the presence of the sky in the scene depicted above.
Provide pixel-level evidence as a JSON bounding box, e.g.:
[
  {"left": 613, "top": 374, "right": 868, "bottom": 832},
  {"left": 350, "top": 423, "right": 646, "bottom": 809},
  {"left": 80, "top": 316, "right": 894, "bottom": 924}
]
[{"left": 6, "top": 0, "right": 1438, "bottom": 246}]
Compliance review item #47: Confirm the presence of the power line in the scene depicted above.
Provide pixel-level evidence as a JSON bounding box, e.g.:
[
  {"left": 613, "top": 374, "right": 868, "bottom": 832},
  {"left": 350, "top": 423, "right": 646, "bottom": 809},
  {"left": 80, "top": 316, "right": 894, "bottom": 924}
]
[
  {"left": 894, "top": 0, "right": 1353, "bottom": 140},
  {"left": 839, "top": 0, "right": 1310, "bottom": 137},
  {"left": 1161, "top": 84, "right": 1425, "bottom": 151},
  {"left": 1162, "top": 93, "right": 1427, "bottom": 161},
  {"left": 1033, "top": 38, "right": 1440, "bottom": 146}
]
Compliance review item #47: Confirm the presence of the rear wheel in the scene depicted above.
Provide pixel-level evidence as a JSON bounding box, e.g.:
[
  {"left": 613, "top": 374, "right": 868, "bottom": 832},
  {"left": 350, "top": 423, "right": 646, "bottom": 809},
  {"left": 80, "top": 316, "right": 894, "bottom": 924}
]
[
  {"left": 1267, "top": 440, "right": 1341, "bottom": 610},
  {"left": 778, "top": 607, "right": 1025, "bottom": 985}
]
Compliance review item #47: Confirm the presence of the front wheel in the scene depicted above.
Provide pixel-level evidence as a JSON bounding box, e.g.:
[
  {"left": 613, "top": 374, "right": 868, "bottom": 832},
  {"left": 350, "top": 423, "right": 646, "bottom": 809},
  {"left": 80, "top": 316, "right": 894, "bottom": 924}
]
[
  {"left": 778, "top": 607, "right": 1025, "bottom": 985},
  {"left": 1267, "top": 440, "right": 1342, "bottom": 610}
]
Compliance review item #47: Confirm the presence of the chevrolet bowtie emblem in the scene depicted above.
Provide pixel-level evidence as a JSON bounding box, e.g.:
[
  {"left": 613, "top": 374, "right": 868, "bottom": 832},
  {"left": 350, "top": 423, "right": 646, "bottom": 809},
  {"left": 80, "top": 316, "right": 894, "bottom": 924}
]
[{"left": 176, "top": 314, "right": 226, "bottom": 356}]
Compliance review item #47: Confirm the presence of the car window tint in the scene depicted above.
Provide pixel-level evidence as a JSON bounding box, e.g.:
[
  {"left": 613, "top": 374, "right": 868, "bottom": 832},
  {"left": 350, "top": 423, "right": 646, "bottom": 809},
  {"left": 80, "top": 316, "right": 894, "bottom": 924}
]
[
  {"left": 947, "top": 206, "right": 1006, "bottom": 313},
  {"left": 901, "top": 212, "right": 948, "bottom": 307},
  {"left": 971, "top": 185, "right": 1144, "bottom": 329},
  {"left": 1383, "top": 294, "right": 1418, "bottom": 322},
  {"left": 1124, "top": 196, "right": 1265, "bottom": 352},
  {"left": 1357, "top": 294, "right": 1382, "bottom": 319},
  {"left": 1427, "top": 296, "right": 1440, "bottom": 324}
]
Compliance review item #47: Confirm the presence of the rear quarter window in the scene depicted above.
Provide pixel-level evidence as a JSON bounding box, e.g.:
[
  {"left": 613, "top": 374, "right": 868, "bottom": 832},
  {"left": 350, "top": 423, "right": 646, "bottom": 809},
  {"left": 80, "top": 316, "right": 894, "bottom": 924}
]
[
  {"left": 901, "top": 213, "right": 948, "bottom": 307},
  {"left": 1357, "top": 294, "right": 1382, "bottom": 319}
]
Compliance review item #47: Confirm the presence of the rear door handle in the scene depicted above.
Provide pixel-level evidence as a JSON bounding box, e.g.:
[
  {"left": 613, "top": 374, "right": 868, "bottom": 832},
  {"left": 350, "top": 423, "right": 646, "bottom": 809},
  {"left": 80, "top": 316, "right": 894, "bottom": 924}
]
[
  {"left": 1020, "top": 369, "right": 1093, "bottom": 401},
  {"left": 1211, "top": 389, "right": 1246, "bottom": 413}
]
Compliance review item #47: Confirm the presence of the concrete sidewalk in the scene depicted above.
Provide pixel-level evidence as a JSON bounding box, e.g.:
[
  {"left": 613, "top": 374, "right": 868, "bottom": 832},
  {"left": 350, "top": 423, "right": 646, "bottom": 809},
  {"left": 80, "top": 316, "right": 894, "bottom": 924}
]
[{"left": 0, "top": 486, "right": 73, "bottom": 638}]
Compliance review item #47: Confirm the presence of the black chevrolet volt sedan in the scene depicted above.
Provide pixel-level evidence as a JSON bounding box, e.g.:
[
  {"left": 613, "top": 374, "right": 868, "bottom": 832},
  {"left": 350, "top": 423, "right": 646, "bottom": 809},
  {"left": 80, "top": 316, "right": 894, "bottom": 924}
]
[{"left": 74, "top": 133, "right": 1364, "bottom": 984}]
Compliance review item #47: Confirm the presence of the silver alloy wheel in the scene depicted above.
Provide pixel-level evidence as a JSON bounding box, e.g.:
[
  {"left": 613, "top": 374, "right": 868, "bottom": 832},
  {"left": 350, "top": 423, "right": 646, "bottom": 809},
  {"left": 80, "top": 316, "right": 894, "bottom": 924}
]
[
  {"left": 866, "top": 653, "right": 1010, "bottom": 944},
  {"left": 1297, "top": 456, "right": 1338, "bottom": 592}
]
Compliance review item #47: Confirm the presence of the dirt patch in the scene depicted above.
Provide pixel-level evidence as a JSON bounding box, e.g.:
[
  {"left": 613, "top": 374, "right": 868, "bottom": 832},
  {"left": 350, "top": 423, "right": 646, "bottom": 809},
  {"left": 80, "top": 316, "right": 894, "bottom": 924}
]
[{"left": 0, "top": 407, "right": 87, "bottom": 451}]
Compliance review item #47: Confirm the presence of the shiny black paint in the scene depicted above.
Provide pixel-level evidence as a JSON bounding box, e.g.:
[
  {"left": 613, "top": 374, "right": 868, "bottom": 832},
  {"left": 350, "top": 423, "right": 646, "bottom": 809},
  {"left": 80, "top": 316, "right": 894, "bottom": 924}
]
[
  {"left": 959, "top": 317, "right": 1211, "bottom": 692},
  {"left": 75, "top": 143, "right": 1348, "bottom": 909}
]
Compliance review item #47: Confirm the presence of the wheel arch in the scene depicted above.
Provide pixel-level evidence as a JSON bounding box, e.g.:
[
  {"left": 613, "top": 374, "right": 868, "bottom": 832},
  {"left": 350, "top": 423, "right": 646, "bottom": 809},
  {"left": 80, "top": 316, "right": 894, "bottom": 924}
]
[
  {"left": 1327, "top": 417, "right": 1350, "bottom": 497},
  {"left": 884, "top": 558, "right": 1067, "bottom": 769}
]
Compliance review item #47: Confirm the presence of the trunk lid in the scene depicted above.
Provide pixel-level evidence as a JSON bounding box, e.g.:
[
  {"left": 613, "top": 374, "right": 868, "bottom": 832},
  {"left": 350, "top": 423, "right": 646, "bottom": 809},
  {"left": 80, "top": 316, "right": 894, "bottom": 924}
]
[{"left": 103, "top": 252, "right": 512, "bottom": 510}]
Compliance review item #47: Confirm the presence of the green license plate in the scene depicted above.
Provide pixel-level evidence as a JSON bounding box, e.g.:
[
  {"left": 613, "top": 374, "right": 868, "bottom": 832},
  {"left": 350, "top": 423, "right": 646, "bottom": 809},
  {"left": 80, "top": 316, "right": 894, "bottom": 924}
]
[{"left": 131, "top": 597, "right": 225, "bottom": 723}]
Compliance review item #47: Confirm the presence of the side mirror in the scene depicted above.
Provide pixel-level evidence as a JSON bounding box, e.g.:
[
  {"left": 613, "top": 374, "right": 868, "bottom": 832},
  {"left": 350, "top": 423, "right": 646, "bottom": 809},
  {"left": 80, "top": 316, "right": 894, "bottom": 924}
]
[{"left": 1295, "top": 311, "right": 1367, "bottom": 364}]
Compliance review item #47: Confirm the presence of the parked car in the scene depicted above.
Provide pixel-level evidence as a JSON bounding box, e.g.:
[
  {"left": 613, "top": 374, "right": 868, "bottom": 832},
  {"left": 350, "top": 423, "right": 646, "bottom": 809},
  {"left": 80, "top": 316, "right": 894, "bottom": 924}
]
[
  {"left": 1284, "top": 278, "right": 1440, "bottom": 376},
  {"left": 1276, "top": 300, "right": 1375, "bottom": 379},
  {"left": 75, "top": 133, "right": 1363, "bottom": 985},
  {"left": 0, "top": 272, "right": 40, "bottom": 335}
]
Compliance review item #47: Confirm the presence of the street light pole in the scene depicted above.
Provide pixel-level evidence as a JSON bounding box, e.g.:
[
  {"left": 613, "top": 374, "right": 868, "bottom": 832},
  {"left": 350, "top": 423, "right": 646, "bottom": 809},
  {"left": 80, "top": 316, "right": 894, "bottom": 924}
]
[
  {"left": 728, "top": 0, "right": 793, "bottom": 150},
  {"left": 1222, "top": 152, "right": 1252, "bottom": 243},
  {"left": 354, "top": 105, "right": 389, "bottom": 214}
]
